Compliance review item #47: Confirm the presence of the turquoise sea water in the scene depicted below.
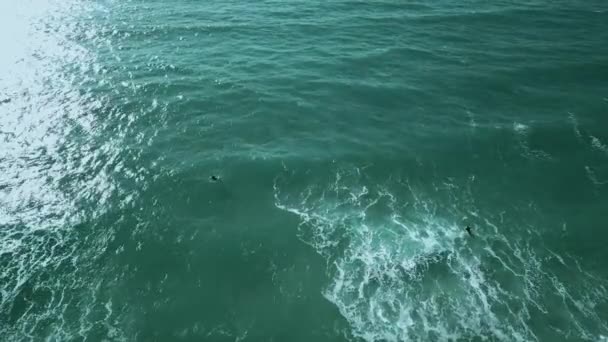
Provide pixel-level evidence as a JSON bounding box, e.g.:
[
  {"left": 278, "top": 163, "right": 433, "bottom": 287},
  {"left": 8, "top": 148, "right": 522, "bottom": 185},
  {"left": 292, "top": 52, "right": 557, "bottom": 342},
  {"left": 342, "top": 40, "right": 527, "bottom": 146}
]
[{"left": 1, "top": 0, "right": 608, "bottom": 341}]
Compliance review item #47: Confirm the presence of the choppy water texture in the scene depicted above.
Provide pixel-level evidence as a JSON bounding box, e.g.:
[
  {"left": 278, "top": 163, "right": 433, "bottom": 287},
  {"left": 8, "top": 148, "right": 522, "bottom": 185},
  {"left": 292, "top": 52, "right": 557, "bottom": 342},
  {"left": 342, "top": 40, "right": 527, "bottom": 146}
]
[{"left": 1, "top": 0, "right": 608, "bottom": 341}]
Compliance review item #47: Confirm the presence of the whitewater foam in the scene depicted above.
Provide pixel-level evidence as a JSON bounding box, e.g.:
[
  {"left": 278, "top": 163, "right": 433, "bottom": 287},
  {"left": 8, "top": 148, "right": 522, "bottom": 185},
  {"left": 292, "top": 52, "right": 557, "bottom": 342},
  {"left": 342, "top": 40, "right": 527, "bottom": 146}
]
[
  {"left": 274, "top": 165, "right": 608, "bottom": 341},
  {"left": 512, "top": 122, "right": 553, "bottom": 161},
  {"left": 590, "top": 136, "right": 608, "bottom": 156}
]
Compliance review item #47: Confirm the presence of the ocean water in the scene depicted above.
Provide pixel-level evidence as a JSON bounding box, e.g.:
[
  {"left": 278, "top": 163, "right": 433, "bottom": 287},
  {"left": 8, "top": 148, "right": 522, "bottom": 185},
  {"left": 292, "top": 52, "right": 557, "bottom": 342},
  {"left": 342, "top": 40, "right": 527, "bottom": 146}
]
[{"left": 1, "top": 0, "right": 608, "bottom": 341}]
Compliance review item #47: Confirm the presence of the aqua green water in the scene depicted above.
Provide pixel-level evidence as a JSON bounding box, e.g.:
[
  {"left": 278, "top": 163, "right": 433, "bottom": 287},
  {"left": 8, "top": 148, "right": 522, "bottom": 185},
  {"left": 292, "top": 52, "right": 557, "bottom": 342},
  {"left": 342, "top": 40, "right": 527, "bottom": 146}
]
[{"left": 1, "top": 1, "right": 608, "bottom": 341}]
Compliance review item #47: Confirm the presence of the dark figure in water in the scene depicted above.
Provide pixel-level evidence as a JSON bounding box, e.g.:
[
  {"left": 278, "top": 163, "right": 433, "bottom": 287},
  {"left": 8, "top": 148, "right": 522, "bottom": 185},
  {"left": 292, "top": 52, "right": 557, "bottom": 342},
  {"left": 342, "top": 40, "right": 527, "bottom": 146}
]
[
  {"left": 210, "top": 175, "right": 220, "bottom": 182},
  {"left": 465, "top": 226, "right": 474, "bottom": 237}
]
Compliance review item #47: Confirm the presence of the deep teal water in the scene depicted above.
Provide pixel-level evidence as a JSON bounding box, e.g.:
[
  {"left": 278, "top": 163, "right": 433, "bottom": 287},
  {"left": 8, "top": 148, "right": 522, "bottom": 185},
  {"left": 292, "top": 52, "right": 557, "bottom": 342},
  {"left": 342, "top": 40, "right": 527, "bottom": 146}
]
[{"left": 1, "top": 0, "right": 608, "bottom": 341}]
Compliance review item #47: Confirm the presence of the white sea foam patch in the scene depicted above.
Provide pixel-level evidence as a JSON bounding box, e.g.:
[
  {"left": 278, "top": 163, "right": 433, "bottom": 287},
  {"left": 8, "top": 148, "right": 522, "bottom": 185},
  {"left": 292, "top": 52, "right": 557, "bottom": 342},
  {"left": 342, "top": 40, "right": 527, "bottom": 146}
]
[
  {"left": 585, "top": 166, "right": 608, "bottom": 186},
  {"left": 274, "top": 166, "right": 608, "bottom": 341},
  {"left": 0, "top": 1, "right": 130, "bottom": 340},
  {"left": 590, "top": 136, "right": 608, "bottom": 156},
  {"left": 512, "top": 122, "right": 552, "bottom": 161},
  {"left": 567, "top": 112, "right": 583, "bottom": 141}
]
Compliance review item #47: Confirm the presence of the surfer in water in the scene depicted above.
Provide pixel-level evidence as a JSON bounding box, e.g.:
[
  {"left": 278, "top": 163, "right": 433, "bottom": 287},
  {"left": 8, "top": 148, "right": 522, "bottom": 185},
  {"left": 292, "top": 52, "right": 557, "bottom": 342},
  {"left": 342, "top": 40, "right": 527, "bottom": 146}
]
[
  {"left": 210, "top": 175, "right": 220, "bottom": 182},
  {"left": 465, "top": 225, "right": 474, "bottom": 237}
]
